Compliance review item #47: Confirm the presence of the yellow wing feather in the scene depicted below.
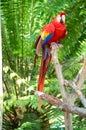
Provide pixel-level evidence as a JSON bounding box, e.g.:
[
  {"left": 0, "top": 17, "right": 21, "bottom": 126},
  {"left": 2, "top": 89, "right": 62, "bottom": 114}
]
[{"left": 40, "top": 31, "right": 49, "bottom": 40}]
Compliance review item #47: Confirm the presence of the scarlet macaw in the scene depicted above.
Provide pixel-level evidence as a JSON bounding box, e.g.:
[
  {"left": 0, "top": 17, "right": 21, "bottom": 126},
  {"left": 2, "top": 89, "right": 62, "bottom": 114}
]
[{"left": 34, "top": 12, "right": 67, "bottom": 106}]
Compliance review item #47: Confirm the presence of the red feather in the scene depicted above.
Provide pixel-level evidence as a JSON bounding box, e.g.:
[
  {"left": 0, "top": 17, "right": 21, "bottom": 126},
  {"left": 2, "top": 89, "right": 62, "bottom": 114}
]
[
  {"left": 37, "top": 48, "right": 51, "bottom": 109},
  {"left": 38, "top": 48, "right": 51, "bottom": 92}
]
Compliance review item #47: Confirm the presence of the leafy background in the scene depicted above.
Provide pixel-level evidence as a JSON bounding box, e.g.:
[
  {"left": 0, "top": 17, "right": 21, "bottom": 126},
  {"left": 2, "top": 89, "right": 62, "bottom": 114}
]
[{"left": 1, "top": 0, "right": 86, "bottom": 130}]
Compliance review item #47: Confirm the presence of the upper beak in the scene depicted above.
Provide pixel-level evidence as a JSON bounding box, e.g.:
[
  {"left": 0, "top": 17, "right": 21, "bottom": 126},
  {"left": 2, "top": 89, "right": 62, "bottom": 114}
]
[{"left": 60, "top": 18, "right": 63, "bottom": 23}]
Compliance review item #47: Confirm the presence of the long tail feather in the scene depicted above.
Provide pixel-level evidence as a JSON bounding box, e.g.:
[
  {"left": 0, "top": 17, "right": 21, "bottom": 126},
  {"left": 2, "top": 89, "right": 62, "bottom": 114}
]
[{"left": 37, "top": 49, "right": 51, "bottom": 108}]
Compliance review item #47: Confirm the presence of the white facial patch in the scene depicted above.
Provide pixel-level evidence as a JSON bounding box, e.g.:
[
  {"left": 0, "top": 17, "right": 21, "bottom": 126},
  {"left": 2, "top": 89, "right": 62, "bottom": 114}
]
[
  {"left": 62, "top": 15, "right": 65, "bottom": 23},
  {"left": 56, "top": 15, "right": 61, "bottom": 22}
]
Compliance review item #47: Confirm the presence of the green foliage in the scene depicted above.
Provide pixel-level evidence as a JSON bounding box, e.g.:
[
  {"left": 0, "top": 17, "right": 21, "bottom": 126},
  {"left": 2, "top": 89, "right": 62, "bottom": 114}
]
[
  {"left": 1, "top": 0, "right": 86, "bottom": 130},
  {"left": 73, "top": 115, "right": 86, "bottom": 130},
  {"left": 3, "top": 97, "right": 44, "bottom": 130},
  {"left": 15, "top": 122, "right": 41, "bottom": 130}
]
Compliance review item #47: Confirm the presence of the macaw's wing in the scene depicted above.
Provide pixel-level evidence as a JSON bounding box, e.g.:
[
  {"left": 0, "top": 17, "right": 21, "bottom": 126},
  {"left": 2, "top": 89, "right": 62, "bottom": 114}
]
[
  {"left": 34, "top": 23, "right": 55, "bottom": 66},
  {"left": 34, "top": 35, "right": 41, "bottom": 49},
  {"left": 34, "top": 36, "right": 43, "bottom": 67},
  {"left": 36, "top": 36, "right": 43, "bottom": 56},
  {"left": 36, "top": 23, "right": 55, "bottom": 55}
]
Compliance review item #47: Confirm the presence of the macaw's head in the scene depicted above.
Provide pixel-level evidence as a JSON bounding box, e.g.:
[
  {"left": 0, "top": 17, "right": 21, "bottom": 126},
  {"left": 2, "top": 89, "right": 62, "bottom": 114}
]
[{"left": 56, "top": 12, "right": 66, "bottom": 24}]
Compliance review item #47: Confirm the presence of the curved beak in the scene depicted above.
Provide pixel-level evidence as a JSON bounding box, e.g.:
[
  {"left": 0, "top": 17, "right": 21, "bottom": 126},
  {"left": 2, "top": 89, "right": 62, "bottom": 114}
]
[{"left": 60, "top": 18, "right": 63, "bottom": 23}]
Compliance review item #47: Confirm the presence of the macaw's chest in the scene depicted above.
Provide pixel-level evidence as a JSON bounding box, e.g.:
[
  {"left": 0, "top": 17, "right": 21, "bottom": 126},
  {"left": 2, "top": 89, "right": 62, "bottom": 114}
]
[{"left": 47, "top": 23, "right": 66, "bottom": 45}]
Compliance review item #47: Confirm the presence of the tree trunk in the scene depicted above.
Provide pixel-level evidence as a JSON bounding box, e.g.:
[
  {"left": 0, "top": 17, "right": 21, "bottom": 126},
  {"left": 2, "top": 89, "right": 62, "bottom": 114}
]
[{"left": 64, "top": 112, "right": 73, "bottom": 130}]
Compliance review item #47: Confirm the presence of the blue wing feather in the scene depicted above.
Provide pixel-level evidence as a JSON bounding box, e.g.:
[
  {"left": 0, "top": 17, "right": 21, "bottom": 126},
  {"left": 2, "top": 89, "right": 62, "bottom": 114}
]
[
  {"left": 41, "top": 33, "right": 53, "bottom": 60},
  {"left": 42, "top": 33, "right": 53, "bottom": 49}
]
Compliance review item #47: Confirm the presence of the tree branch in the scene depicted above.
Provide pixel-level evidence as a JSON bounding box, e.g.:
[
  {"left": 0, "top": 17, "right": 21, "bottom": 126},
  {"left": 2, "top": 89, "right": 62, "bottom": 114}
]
[
  {"left": 51, "top": 43, "right": 67, "bottom": 100},
  {"left": 35, "top": 91, "right": 86, "bottom": 117},
  {"left": 64, "top": 80, "right": 86, "bottom": 108},
  {"left": 76, "top": 58, "right": 86, "bottom": 89}
]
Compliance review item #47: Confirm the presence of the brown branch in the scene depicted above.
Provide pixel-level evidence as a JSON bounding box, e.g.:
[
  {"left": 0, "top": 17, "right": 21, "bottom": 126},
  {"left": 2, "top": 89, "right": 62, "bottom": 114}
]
[
  {"left": 73, "top": 56, "right": 85, "bottom": 84},
  {"left": 64, "top": 80, "right": 86, "bottom": 108},
  {"left": 35, "top": 91, "right": 86, "bottom": 117},
  {"left": 76, "top": 58, "right": 86, "bottom": 89},
  {"left": 51, "top": 43, "right": 67, "bottom": 100},
  {"left": 74, "top": 68, "right": 83, "bottom": 83}
]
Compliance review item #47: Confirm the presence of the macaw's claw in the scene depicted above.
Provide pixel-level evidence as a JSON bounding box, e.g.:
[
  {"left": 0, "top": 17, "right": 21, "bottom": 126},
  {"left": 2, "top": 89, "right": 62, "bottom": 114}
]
[
  {"left": 51, "top": 42, "right": 63, "bottom": 49},
  {"left": 56, "top": 43, "right": 63, "bottom": 49}
]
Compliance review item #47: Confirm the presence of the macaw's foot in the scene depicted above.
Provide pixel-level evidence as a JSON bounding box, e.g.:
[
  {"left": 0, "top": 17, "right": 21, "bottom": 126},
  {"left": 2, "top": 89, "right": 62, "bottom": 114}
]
[
  {"left": 51, "top": 42, "right": 63, "bottom": 49},
  {"left": 57, "top": 43, "right": 63, "bottom": 49}
]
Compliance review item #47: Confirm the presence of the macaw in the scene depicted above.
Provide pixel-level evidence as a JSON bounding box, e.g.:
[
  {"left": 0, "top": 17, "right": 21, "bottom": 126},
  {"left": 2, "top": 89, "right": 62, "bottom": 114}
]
[{"left": 34, "top": 12, "right": 67, "bottom": 108}]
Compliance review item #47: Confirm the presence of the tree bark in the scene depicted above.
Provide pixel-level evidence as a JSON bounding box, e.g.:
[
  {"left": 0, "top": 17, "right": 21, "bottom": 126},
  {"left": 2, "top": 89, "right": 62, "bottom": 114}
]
[
  {"left": 35, "top": 91, "right": 86, "bottom": 117},
  {"left": 64, "top": 113, "right": 73, "bottom": 130}
]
